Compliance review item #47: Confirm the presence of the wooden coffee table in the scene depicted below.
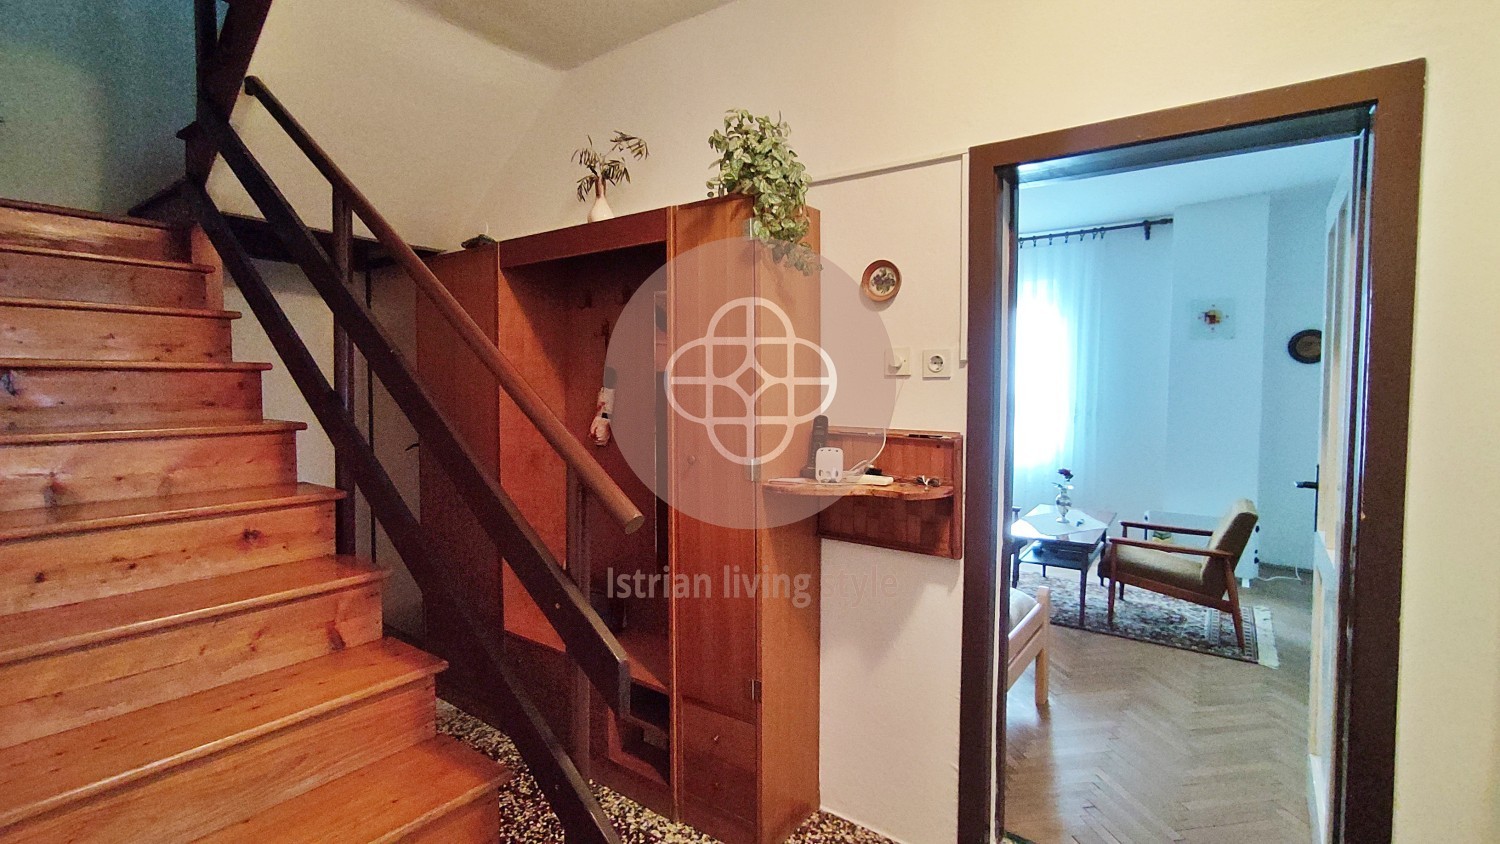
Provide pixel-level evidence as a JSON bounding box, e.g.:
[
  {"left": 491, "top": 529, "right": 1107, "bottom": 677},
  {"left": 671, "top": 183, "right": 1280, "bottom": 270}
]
[{"left": 1009, "top": 505, "right": 1117, "bottom": 626}]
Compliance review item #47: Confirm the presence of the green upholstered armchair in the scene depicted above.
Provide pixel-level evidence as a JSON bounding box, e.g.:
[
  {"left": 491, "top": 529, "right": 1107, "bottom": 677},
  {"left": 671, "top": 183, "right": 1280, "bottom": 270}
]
[{"left": 1105, "top": 500, "right": 1259, "bottom": 651}]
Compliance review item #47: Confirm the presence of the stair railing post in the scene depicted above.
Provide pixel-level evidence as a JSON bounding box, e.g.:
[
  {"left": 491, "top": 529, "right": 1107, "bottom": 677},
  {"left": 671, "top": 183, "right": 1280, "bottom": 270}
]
[{"left": 332, "top": 188, "right": 357, "bottom": 556}]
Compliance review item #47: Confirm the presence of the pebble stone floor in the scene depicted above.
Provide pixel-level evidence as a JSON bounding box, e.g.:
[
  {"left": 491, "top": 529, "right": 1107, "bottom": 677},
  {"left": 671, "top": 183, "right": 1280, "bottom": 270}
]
[{"left": 437, "top": 701, "right": 1026, "bottom": 844}]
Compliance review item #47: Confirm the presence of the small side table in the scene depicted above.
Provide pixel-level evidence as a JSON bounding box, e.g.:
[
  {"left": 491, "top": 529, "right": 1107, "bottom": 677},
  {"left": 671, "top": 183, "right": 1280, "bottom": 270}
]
[{"left": 1008, "top": 506, "right": 1117, "bottom": 626}]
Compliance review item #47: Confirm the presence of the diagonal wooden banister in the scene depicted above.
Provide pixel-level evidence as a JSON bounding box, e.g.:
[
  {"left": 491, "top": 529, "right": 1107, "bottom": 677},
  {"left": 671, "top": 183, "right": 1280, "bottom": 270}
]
[
  {"left": 241, "top": 76, "right": 644, "bottom": 534},
  {"left": 190, "top": 181, "right": 621, "bottom": 844},
  {"left": 188, "top": 8, "right": 629, "bottom": 840},
  {"left": 194, "top": 93, "right": 633, "bottom": 716}
]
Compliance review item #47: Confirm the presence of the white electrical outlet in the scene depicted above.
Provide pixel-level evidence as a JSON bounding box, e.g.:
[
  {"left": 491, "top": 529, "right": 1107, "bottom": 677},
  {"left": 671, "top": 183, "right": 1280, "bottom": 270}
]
[
  {"left": 887, "top": 346, "right": 911, "bottom": 377},
  {"left": 923, "top": 348, "right": 952, "bottom": 379}
]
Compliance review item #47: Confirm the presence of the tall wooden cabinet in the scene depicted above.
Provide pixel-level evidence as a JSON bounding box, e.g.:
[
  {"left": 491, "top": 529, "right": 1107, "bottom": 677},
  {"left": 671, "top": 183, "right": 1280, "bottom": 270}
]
[{"left": 416, "top": 196, "right": 822, "bottom": 844}]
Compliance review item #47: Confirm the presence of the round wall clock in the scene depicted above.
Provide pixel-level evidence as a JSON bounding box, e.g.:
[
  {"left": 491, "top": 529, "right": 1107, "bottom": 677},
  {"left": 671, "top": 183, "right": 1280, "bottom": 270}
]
[
  {"left": 1287, "top": 328, "right": 1322, "bottom": 364},
  {"left": 861, "top": 260, "right": 901, "bottom": 302}
]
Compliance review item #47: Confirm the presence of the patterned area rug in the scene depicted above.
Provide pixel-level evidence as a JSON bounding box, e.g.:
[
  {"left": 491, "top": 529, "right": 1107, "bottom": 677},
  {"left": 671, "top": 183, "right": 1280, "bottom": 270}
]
[
  {"left": 437, "top": 701, "right": 1029, "bottom": 843},
  {"left": 1015, "top": 569, "right": 1262, "bottom": 663}
]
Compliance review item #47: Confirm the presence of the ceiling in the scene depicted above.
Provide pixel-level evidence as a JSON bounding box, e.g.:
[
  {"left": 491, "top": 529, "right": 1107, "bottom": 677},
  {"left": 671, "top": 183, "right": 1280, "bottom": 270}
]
[
  {"left": 1018, "top": 138, "right": 1355, "bottom": 234},
  {"left": 403, "top": 0, "right": 735, "bottom": 69}
]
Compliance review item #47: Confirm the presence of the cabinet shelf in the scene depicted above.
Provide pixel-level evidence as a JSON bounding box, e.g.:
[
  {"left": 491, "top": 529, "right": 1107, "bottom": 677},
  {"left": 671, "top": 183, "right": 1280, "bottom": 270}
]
[
  {"left": 763, "top": 479, "right": 954, "bottom": 500},
  {"left": 507, "top": 600, "right": 669, "bottom": 693}
]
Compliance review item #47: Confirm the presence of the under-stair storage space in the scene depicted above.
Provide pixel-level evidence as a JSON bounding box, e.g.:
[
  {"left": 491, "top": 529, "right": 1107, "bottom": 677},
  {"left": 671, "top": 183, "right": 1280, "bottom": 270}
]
[{"left": 419, "top": 195, "right": 823, "bottom": 844}]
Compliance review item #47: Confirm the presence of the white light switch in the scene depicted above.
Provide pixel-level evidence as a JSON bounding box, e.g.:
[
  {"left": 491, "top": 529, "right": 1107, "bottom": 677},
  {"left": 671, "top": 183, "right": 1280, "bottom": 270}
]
[
  {"left": 887, "top": 346, "right": 911, "bottom": 377},
  {"left": 923, "top": 348, "right": 952, "bottom": 379}
]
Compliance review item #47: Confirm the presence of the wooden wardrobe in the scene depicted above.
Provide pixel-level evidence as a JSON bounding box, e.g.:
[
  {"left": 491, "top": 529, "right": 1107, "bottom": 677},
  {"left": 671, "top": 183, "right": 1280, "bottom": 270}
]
[{"left": 416, "top": 196, "right": 822, "bottom": 844}]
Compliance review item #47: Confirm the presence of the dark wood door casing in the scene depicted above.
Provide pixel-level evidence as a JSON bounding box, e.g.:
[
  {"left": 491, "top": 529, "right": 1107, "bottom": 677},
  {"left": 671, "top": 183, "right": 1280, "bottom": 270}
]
[{"left": 961, "top": 60, "right": 1424, "bottom": 844}]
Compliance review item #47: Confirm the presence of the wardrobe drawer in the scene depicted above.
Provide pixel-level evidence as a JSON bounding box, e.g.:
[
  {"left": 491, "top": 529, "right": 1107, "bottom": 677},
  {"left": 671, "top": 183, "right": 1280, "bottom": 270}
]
[
  {"left": 681, "top": 702, "right": 757, "bottom": 822},
  {"left": 682, "top": 701, "right": 756, "bottom": 768}
]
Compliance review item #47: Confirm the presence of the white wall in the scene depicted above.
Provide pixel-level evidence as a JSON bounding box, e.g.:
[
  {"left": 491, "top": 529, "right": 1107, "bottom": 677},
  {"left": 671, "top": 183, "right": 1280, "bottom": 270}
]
[
  {"left": 811, "top": 161, "right": 966, "bottom": 841},
  {"left": 1259, "top": 185, "right": 1332, "bottom": 570},
  {"left": 223, "top": 262, "right": 335, "bottom": 487},
  {"left": 1163, "top": 195, "right": 1271, "bottom": 520},
  {"left": 0, "top": 0, "right": 193, "bottom": 212},
  {"left": 207, "top": 0, "right": 563, "bottom": 248},
  {"left": 239, "top": 0, "right": 1500, "bottom": 839}
]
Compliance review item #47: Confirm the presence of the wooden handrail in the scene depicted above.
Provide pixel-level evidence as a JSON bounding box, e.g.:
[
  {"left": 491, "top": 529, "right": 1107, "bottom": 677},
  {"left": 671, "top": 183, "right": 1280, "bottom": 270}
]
[
  {"left": 242, "top": 75, "right": 644, "bottom": 535},
  {"left": 191, "top": 183, "right": 622, "bottom": 843},
  {"left": 194, "top": 95, "right": 633, "bottom": 718},
  {"left": 189, "top": 10, "right": 626, "bottom": 840}
]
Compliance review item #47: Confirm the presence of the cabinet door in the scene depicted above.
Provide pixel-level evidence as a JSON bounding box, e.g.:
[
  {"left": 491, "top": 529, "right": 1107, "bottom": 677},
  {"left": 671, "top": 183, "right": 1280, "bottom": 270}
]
[{"left": 670, "top": 199, "right": 761, "bottom": 721}]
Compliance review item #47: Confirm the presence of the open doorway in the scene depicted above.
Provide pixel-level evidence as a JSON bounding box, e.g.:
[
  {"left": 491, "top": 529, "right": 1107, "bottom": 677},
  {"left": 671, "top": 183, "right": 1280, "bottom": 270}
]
[
  {"left": 958, "top": 61, "right": 1424, "bottom": 844},
  {"left": 1001, "top": 134, "right": 1357, "bottom": 842}
]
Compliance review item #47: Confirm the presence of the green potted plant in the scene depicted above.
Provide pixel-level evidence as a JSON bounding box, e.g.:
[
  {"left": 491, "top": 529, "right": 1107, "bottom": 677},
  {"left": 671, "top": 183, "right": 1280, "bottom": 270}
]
[
  {"left": 574, "top": 131, "right": 649, "bottom": 222},
  {"left": 706, "top": 109, "right": 817, "bottom": 272}
]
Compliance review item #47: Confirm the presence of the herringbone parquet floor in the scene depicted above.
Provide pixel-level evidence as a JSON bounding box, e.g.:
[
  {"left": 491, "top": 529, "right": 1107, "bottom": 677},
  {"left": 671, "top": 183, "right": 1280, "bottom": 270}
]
[{"left": 1004, "top": 573, "right": 1314, "bottom": 844}]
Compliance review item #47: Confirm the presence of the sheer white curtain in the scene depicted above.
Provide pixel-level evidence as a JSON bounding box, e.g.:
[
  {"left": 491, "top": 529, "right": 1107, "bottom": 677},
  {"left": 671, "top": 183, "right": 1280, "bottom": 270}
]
[{"left": 1010, "top": 236, "right": 1106, "bottom": 514}]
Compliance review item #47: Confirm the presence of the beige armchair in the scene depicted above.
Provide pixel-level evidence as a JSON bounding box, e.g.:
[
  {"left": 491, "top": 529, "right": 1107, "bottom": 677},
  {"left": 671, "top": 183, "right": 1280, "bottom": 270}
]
[{"left": 1105, "top": 500, "right": 1259, "bottom": 651}]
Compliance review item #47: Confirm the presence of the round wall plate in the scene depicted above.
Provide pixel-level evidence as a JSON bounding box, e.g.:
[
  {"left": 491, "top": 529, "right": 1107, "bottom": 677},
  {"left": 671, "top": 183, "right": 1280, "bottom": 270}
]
[
  {"left": 861, "top": 260, "right": 901, "bottom": 302},
  {"left": 1288, "top": 328, "right": 1323, "bottom": 364}
]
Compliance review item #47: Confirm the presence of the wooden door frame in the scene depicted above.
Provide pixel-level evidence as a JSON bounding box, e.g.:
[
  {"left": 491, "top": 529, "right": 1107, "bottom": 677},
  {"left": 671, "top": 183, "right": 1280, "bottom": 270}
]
[{"left": 959, "top": 59, "right": 1425, "bottom": 843}]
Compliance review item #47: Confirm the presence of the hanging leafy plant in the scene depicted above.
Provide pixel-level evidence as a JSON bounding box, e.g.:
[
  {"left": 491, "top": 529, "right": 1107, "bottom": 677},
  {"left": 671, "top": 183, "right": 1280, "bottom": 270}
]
[
  {"left": 574, "top": 131, "right": 649, "bottom": 201},
  {"left": 706, "top": 109, "right": 817, "bottom": 273}
]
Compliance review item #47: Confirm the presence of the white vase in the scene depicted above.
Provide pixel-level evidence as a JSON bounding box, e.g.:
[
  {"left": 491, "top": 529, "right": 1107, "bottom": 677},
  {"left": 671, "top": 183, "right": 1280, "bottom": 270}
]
[{"left": 588, "top": 194, "right": 614, "bottom": 222}]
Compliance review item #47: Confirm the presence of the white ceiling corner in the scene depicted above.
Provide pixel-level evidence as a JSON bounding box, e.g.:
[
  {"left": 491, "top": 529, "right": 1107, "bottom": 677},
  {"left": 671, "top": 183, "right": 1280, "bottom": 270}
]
[{"left": 401, "top": 0, "right": 736, "bottom": 69}]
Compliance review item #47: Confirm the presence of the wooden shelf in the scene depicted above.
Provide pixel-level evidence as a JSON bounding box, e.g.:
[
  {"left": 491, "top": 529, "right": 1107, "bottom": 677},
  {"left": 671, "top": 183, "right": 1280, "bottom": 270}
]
[
  {"left": 496, "top": 208, "right": 670, "bottom": 269},
  {"left": 504, "top": 590, "right": 565, "bottom": 653},
  {"left": 812, "top": 429, "right": 966, "bottom": 559},
  {"left": 617, "top": 627, "right": 670, "bottom": 693},
  {"left": 763, "top": 479, "right": 954, "bottom": 501},
  {"left": 506, "top": 602, "right": 669, "bottom": 695}
]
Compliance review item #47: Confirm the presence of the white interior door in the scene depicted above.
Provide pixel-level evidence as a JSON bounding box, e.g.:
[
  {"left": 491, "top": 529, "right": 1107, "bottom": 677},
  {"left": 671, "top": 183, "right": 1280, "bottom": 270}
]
[{"left": 1306, "top": 132, "right": 1368, "bottom": 843}]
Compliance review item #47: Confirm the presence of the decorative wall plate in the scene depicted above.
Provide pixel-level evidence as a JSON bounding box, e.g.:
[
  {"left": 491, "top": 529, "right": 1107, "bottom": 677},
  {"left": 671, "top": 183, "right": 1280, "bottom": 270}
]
[
  {"left": 1288, "top": 328, "right": 1322, "bottom": 364},
  {"left": 861, "top": 260, "right": 901, "bottom": 302}
]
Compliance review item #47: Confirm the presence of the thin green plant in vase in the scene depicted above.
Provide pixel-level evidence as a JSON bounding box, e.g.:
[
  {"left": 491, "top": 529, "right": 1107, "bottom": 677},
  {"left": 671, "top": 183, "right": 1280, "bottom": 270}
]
[
  {"left": 706, "top": 109, "right": 818, "bottom": 273},
  {"left": 575, "top": 131, "right": 649, "bottom": 223}
]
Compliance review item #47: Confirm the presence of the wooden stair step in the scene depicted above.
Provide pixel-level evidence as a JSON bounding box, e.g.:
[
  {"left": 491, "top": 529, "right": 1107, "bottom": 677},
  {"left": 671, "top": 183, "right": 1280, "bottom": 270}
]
[
  {"left": 0, "top": 198, "right": 189, "bottom": 263},
  {"left": 0, "top": 295, "right": 238, "bottom": 321},
  {"left": 0, "top": 555, "right": 384, "bottom": 663},
  {"left": 0, "top": 296, "right": 238, "bottom": 362},
  {"left": 0, "top": 357, "right": 268, "bottom": 372},
  {"left": 0, "top": 419, "right": 300, "bottom": 446},
  {"left": 0, "top": 357, "right": 268, "bottom": 431},
  {"left": 0, "top": 244, "right": 212, "bottom": 275},
  {"left": 0, "top": 639, "right": 444, "bottom": 838},
  {"left": 197, "top": 735, "right": 508, "bottom": 844},
  {"left": 0, "top": 243, "right": 212, "bottom": 310},
  {"left": 0, "top": 357, "right": 269, "bottom": 432},
  {"left": 0, "top": 420, "right": 302, "bottom": 518},
  {"left": 0, "top": 480, "right": 340, "bottom": 540},
  {"left": 0, "top": 197, "right": 180, "bottom": 230},
  {"left": 0, "top": 483, "right": 342, "bottom": 615},
  {"left": 0, "top": 560, "right": 384, "bottom": 751}
]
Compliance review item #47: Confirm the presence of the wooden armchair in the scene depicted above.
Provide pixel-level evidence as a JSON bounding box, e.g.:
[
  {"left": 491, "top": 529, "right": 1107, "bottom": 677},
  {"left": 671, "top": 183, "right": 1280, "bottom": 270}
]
[{"left": 1105, "top": 500, "right": 1258, "bottom": 651}]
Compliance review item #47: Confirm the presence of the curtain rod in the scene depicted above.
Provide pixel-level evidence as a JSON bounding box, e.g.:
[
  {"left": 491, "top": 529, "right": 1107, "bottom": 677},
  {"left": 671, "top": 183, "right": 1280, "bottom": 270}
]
[{"left": 1019, "top": 216, "right": 1172, "bottom": 246}]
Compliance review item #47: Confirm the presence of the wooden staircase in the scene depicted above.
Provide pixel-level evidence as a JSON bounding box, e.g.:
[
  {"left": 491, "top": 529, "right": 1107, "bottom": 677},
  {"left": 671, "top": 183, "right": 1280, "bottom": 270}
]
[{"left": 0, "top": 198, "right": 509, "bottom": 843}]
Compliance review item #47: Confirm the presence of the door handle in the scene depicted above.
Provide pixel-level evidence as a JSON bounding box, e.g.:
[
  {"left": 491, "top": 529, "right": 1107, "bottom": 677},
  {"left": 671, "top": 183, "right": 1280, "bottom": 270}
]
[{"left": 1296, "top": 480, "right": 1319, "bottom": 490}]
